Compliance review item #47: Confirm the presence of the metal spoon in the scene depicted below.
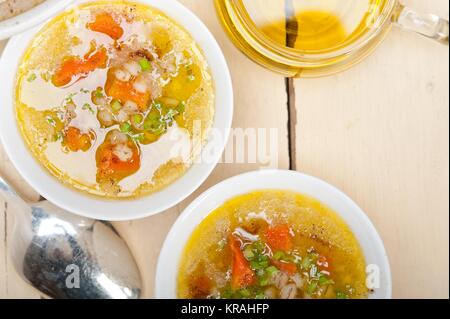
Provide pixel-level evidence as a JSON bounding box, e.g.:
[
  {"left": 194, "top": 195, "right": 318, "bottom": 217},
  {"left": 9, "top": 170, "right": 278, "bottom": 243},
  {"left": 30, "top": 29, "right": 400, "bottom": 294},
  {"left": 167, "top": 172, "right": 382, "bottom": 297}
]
[{"left": 0, "top": 175, "right": 142, "bottom": 299}]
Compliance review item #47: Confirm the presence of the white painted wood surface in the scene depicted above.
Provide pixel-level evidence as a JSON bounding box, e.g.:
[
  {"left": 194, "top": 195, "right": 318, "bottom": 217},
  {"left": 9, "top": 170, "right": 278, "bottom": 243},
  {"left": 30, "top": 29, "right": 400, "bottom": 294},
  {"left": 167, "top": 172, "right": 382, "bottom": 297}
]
[{"left": 294, "top": 0, "right": 449, "bottom": 300}]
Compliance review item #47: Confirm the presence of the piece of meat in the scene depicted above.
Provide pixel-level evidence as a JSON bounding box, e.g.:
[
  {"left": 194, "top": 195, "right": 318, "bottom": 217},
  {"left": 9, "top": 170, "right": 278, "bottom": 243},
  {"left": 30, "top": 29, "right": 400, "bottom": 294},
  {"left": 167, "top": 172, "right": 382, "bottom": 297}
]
[{"left": 280, "top": 283, "right": 297, "bottom": 299}]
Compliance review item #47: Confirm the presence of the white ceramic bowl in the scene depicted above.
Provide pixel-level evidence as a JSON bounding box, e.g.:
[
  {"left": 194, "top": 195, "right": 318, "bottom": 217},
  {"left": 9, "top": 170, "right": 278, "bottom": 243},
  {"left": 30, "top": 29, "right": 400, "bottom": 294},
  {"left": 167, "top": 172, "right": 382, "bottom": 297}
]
[
  {"left": 0, "top": 0, "right": 75, "bottom": 40},
  {"left": 155, "top": 169, "right": 392, "bottom": 299},
  {"left": 0, "top": 0, "right": 233, "bottom": 221}
]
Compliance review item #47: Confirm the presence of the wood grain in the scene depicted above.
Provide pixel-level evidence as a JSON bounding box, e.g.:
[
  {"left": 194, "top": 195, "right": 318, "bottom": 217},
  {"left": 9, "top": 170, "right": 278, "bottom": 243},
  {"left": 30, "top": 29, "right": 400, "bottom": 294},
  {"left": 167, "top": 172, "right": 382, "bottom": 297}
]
[
  {"left": 0, "top": 0, "right": 289, "bottom": 298},
  {"left": 294, "top": 0, "right": 449, "bottom": 299}
]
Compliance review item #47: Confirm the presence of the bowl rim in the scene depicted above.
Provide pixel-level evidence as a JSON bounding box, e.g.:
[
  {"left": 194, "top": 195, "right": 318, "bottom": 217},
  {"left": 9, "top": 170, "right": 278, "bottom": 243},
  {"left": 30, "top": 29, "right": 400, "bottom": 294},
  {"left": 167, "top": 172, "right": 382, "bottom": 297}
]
[
  {"left": 0, "top": 0, "right": 75, "bottom": 40},
  {"left": 0, "top": 0, "right": 233, "bottom": 221},
  {"left": 155, "top": 169, "right": 392, "bottom": 299}
]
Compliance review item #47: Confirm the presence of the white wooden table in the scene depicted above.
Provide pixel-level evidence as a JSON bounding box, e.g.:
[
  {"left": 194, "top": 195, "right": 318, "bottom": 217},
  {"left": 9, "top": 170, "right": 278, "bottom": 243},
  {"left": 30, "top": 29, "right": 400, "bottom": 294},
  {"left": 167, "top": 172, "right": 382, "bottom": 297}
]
[{"left": 0, "top": 0, "right": 448, "bottom": 298}]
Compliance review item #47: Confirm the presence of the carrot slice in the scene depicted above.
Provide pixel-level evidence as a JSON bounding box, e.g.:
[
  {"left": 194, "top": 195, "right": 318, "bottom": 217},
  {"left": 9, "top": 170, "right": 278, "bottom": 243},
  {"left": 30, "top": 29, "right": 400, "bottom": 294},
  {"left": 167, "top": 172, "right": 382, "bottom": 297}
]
[
  {"left": 272, "top": 260, "right": 297, "bottom": 275},
  {"left": 52, "top": 48, "right": 108, "bottom": 87},
  {"left": 263, "top": 224, "right": 293, "bottom": 252},
  {"left": 88, "top": 12, "right": 124, "bottom": 40},
  {"left": 63, "top": 127, "right": 93, "bottom": 152},
  {"left": 229, "top": 235, "right": 255, "bottom": 290},
  {"left": 96, "top": 137, "right": 140, "bottom": 182},
  {"left": 105, "top": 73, "right": 151, "bottom": 110}
]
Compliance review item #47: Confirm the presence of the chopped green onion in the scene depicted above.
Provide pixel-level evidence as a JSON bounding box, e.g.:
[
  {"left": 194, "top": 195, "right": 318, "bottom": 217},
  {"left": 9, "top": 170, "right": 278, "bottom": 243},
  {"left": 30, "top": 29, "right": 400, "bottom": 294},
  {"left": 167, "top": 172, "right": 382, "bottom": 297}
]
[
  {"left": 120, "top": 122, "right": 131, "bottom": 133},
  {"left": 164, "top": 108, "right": 178, "bottom": 121},
  {"left": 318, "top": 273, "right": 335, "bottom": 286},
  {"left": 153, "top": 102, "right": 162, "bottom": 110},
  {"left": 53, "top": 132, "right": 63, "bottom": 142},
  {"left": 307, "top": 281, "right": 318, "bottom": 295},
  {"left": 27, "top": 73, "right": 37, "bottom": 82},
  {"left": 252, "top": 241, "right": 265, "bottom": 253},
  {"left": 46, "top": 116, "right": 56, "bottom": 126},
  {"left": 250, "top": 260, "right": 261, "bottom": 269},
  {"left": 250, "top": 258, "right": 269, "bottom": 270},
  {"left": 94, "top": 88, "right": 104, "bottom": 98},
  {"left": 132, "top": 114, "right": 143, "bottom": 125},
  {"left": 258, "top": 277, "right": 270, "bottom": 287},
  {"left": 176, "top": 101, "right": 186, "bottom": 113},
  {"left": 187, "top": 74, "right": 196, "bottom": 81},
  {"left": 221, "top": 288, "right": 233, "bottom": 299},
  {"left": 265, "top": 266, "right": 279, "bottom": 276},
  {"left": 143, "top": 115, "right": 161, "bottom": 131},
  {"left": 111, "top": 100, "right": 122, "bottom": 112},
  {"left": 336, "top": 291, "right": 349, "bottom": 299},
  {"left": 82, "top": 103, "right": 94, "bottom": 114},
  {"left": 238, "top": 289, "right": 251, "bottom": 298},
  {"left": 139, "top": 58, "right": 151, "bottom": 71},
  {"left": 301, "top": 257, "right": 313, "bottom": 270},
  {"left": 131, "top": 133, "right": 145, "bottom": 142},
  {"left": 302, "top": 253, "right": 318, "bottom": 270},
  {"left": 255, "top": 293, "right": 266, "bottom": 299},
  {"left": 65, "top": 92, "right": 77, "bottom": 102},
  {"left": 243, "top": 246, "right": 254, "bottom": 260},
  {"left": 273, "top": 251, "right": 285, "bottom": 260},
  {"left": 144, "top": 120, "right": 166, "bottom": 135},
  {"left": 80, "top": 88, "right": 90, "bottom": 93}
]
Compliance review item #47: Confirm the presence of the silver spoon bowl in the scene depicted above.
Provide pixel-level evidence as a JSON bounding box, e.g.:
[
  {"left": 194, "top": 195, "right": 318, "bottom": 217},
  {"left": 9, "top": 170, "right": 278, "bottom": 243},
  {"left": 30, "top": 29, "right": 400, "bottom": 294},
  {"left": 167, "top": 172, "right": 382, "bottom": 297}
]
[{"left": 0, "top": 176, "right": 142, "bottom": 299}]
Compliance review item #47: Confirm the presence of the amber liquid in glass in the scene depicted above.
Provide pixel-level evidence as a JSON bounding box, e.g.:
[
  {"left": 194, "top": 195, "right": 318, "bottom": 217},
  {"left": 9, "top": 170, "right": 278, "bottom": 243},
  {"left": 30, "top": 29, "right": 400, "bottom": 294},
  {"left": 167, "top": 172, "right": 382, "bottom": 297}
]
[{"left": 243, "top": 0, "right": 386, "bottom": 51}]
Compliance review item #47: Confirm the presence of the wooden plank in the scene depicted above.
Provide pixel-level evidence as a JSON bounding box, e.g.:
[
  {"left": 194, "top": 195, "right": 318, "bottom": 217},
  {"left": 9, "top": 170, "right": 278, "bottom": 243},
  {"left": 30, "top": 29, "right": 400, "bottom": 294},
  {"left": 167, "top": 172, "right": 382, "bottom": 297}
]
[
  {"left": 0, "top": 0, "right": 289, "bottom": 297},
  {"left": 294, "top": 0, "right": 449, "bottom": 299}
]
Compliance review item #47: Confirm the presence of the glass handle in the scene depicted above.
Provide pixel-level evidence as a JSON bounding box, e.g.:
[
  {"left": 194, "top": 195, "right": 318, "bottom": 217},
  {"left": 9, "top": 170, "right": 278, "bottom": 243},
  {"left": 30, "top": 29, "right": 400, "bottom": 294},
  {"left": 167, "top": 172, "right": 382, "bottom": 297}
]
[{"left": 393, "top": 4, "right": 449, "bottom": 45}]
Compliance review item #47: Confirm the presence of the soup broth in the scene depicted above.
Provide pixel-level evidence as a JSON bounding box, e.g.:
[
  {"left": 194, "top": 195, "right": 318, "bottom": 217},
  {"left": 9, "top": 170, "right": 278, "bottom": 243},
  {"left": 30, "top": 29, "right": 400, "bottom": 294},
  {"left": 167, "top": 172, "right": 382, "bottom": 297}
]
[
  {"left": 15, "top": 0, "right": 214, "bottom": 198},
  {"left": 178, "top": 190, "right": 368, "bottom": 299}
]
